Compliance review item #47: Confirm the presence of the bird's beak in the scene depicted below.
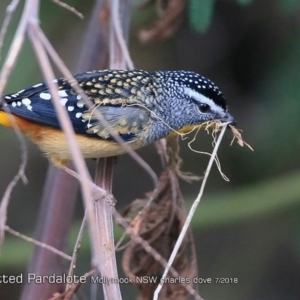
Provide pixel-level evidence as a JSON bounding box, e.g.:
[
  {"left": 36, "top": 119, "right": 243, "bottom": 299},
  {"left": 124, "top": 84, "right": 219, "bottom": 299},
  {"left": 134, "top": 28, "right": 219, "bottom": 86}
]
[{"left": 221, "top": 112, "right": 236, "bottom": 127}]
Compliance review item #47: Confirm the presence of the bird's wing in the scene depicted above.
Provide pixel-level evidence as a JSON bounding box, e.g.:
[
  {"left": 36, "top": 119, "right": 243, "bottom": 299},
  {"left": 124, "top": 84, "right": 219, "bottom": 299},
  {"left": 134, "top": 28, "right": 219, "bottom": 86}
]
[
  {"left": 2, "top": 70, "right": 153, "bottom": 142},
  {"left": 83, "top": 105, "right": 150, "bottom": 141},
  {"left": 3, "top": 79, "right": 89, "bottom": 134}
]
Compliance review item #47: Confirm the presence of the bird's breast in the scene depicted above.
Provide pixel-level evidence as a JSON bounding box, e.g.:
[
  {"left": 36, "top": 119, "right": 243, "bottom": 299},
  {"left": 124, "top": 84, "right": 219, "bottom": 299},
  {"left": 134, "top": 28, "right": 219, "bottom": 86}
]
[{"left": 28, "top": 126, "right": 144, "bottom": 162}]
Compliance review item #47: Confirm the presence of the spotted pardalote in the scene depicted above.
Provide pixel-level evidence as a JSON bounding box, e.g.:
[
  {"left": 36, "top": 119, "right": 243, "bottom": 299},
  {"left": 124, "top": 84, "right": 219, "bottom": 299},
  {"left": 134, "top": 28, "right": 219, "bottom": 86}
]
[{"left": 0, "top": 69, "right": 236, "bottom": 167}]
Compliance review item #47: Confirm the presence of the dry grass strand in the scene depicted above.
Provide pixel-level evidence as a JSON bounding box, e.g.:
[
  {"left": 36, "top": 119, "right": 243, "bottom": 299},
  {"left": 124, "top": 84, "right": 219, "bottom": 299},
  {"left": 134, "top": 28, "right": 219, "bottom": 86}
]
[{"left": 229, "top": 125, "right": 254, "bottom": 151}]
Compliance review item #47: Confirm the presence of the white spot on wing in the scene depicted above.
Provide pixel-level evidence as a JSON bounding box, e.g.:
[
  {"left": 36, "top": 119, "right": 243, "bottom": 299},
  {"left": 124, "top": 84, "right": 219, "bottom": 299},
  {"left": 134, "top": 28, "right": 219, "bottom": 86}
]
[
  {"left": 68, "top": 106, "right": 74, "bottom": 111},
  {"left": 76, "top": 112, "right": 82, "bottom": 118},
  {"left": 58, "top": 90, "right": 68, "bottom": 97},
  {"left": 60, "top": 98, "right": 68, "bottom": 106},
  {"left": 22, "top": 98, "right": 31, "bottom": 105},
  {"left": 40, "top": 92, "right": 51, "bottom": 100},
  {"left": 12, "top": 102, "right": 17, "bottom": 107},
  {"left": 5, "top": 96, "right": 11, "bottom": 100},
  {"left": 77, "top": 102, "right": 84, "bottom": 108}
]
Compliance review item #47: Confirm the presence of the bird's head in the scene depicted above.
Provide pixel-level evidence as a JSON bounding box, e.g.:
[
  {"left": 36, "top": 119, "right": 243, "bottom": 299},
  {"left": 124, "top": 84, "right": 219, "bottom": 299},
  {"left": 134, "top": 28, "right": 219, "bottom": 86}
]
[{"left": 151, "top": 70, "right": 236, "bottom": 137}]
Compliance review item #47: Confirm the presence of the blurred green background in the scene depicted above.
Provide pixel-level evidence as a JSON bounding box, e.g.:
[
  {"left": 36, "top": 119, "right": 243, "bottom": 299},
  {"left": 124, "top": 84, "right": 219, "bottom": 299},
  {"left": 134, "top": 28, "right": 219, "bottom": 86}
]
[{"left": 1, "top": 0, "right": 300, "bottom": 299}]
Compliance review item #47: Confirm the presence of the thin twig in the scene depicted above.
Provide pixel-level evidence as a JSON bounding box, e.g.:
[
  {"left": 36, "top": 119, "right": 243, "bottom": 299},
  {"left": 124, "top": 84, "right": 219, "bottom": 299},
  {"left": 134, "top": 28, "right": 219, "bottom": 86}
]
[
  {"left": 153, "top": 123, "right": 228, "bottom": 300},
  {"left": 51, "top": 0, "right": 84, "bottom": 19},
  {"left": 66, "top": 213, "right": 87, "bottom": 291},
  {"left": 61, "top": 166, "right": 114, "bottom": 203},
  {"left": 0, "top": 0, "right": 33, "bottom": 248},
  {"left": 27, "top": 21, "right": 102, "bottom": 274},
  {"left": 0, "top": 0, "right": 20, "bottom": 61},
  {"left": 21, "top": 2, "right": 109, "bottom": 299},
  {"left": 0, "top": 0, "right": 29, "bottom": 93},
  {"left": 109, "top": 0, "right": 134, "bottom": 68},
  {"left": 0, "top": 107, "right": 28, "bottom": 247},
  {"left": 0, "top": 142, "right": 27, "bottom": 246},
  {"left": 5, "top": 226, "right": 72, "bottom": 261}
]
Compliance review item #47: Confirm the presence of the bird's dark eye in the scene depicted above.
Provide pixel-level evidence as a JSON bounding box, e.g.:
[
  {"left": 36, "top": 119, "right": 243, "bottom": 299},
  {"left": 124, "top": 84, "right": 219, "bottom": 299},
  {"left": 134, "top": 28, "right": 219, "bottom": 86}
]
[{"left": 198, "top": 103, "right": 210, "bottom": 113}]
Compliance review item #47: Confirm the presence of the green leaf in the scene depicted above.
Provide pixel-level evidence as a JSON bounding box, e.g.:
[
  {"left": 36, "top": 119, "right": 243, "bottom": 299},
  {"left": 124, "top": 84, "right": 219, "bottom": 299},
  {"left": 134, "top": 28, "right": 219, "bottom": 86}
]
[{"left": 189, "top": 0, "right": 216, "bottom": 33}]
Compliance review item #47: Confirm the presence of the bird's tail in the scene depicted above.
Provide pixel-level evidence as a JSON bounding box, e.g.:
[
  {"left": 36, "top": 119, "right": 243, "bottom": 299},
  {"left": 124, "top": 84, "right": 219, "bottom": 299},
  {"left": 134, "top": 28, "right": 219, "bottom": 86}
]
[
  {"left": 0, "top": 98, "right": 12, "bottom": 127},
  {"left": 0, "top": 111, "right": 12, "bottom": 127}
]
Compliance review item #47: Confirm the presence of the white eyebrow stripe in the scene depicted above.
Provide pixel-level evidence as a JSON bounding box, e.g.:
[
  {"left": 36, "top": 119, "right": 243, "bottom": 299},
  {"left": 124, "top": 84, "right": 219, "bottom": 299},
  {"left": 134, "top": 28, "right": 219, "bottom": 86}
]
[{"left": 184, "top": 87, "right": 225, "bottom": 115}]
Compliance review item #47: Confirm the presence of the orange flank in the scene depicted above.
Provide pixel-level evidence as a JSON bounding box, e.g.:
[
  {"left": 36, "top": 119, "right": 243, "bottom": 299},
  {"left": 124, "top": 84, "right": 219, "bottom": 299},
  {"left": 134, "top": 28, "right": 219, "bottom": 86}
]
[
  {"left": 0, "top": 111, "right": 143, "bottom": 167},
  {"left": 0, "top": 111, "right": 42, "bottom": 137}
]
